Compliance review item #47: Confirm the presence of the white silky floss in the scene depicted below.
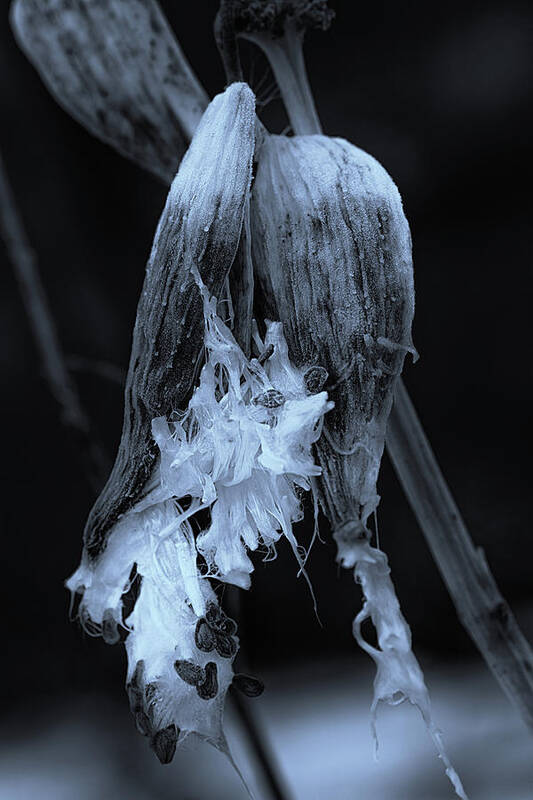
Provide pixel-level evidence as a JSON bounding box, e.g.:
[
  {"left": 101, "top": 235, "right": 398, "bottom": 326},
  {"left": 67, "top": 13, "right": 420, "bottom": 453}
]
[{"left": 66, "top": 279, "right": 333, "bottom": 749}]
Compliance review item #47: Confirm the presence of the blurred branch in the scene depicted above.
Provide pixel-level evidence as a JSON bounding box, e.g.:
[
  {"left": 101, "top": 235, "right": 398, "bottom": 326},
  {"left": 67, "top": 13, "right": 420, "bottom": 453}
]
[
  {"left": 387, "top": 378, "right": 533, "bottom": 733},
  {"left": 66, "top": 355, "right": 126, "bottom": 387},
  {"left": 229, "top": 688, "right": 292, "bottom": 800},
  {"left": 226, "top": 585, "right": 292, "bottom": 800},
  {"left": 0, "top": 150, "right": 109, "bottom": 491}
]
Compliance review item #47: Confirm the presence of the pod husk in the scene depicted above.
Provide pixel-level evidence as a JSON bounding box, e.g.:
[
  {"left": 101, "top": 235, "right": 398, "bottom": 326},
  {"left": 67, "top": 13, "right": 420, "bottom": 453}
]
[
  {"left": 250, "top": 133, "right": 414, "bottom": 554},
  {"left": 11, "top": 0, "right": 209, "bottom": 183},
  {"left": 84, "top": 83, "right": 256, "bottom": 558}
]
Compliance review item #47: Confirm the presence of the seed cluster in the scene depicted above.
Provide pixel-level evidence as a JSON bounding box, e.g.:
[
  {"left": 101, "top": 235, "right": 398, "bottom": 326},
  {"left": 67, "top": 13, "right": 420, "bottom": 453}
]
[
  {"left": 126, "top": 660, "right": 180, "bottom": 764},
  {"left": 194, "top": 604, "right": 238, "bottom": 660}
]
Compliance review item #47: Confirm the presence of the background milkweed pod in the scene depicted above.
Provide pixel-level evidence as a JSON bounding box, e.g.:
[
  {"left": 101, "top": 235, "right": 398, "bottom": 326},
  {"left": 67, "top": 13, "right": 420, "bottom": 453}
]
[
  {"left": 250, "top": 132, "right": 415, "bottom": 563},
  {"left": 83, "top": 81, "right": 256, "bottom": 560},
  {"left": 10, "top": 0, "right": 209, "bottom": 183}
]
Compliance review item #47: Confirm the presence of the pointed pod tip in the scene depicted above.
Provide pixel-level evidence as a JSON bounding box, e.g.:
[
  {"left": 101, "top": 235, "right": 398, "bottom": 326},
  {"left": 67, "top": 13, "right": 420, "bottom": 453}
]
[
  {"left": 226, "top": 80, "right": 255, "bottom": 100},
  {"left": 214, "top": 81, "right": 256, "bottom": 123},
  {"left": 176, "top": 79, "right": 256, "bottom": 183}
]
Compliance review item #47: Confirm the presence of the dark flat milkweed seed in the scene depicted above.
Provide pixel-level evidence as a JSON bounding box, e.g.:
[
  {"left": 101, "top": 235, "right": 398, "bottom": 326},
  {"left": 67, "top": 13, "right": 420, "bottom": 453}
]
[
  {"left": 174, "top": 659, "right": 205, "bottom": 686},
  {"left": 150, "top": 724, "right": 178, "bottom": 765},
  {"left": 102, "top": 609, "right": 120, "bottom": 645},
  {"left": 214, "top": 631, "right": 238, "bottom": 659},
  {"left": 304, "top": 365, "right": 329, "bottom": 394},
  {"left": 232, "top": 673, "right": 265, "bottom": 698},
  {"left": 121, "top": 568, "right": 142, "bottom": 624},
  {"left": 219, "top": 616, "right": 238, "bottom": 636},
  {"left": 195, "top": 619, "right": 215, "bottom": 652},
  {"left": 205, "top": 603, "right": 221, "bottom": 626},
  {"left": 196, "top": 662, "right": 218, "bottom": 700},
  {"left": 252, "top": 388, "right": 285, "bottom": 408},
  {"left": 79, "top": 604, "right": 100, "bottom": 636},
  {"left": 135, "top": 710, "right": 153, "bottom": 737}
]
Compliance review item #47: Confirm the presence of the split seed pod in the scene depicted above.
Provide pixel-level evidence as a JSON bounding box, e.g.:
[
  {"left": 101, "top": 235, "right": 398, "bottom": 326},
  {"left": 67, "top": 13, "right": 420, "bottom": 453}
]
[
  {"left": 250, "top": 134, "right": 468, "bottom": 798},
  {"left": 66, "top": 83, "right": 256, "bottom": 756},
  {"left": 250, "top": 133, "right": 415, "bottom": 560},
  {"left": 84, "top": 82, "right": 256, "bottom": 559}
]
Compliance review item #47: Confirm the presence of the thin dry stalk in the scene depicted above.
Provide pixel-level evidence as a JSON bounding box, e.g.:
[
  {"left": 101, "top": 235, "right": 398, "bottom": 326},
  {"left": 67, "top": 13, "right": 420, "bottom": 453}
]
[{"left": 0, "top": 150, "right": 108, "bottom": 491}]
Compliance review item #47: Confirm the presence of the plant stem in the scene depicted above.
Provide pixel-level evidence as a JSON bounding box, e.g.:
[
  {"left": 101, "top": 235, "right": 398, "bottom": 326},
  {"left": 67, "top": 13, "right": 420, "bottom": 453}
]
[
  {"left": 255, "top": 21, "right": 533, "bottom": 732},
  {"left": 241, "top": 23, "right": 322, "bottom": 135},
  {"left": 387, "top": 378, "right": 533, "bottom": 729},
  {"left": 66, "top": 354, "right": 126, "bottom": 387},
  {"left": 215, "top": 0, "right": 244, "bottom": 83},
  {"left": 229, "top": 687, "right": 291, "bottom": 800},
  {"left": 225, "top": 583, "right": 292, "bottom": 800},
  {"left": 0, "top": 150, "right": 108, "bottom": 491}
]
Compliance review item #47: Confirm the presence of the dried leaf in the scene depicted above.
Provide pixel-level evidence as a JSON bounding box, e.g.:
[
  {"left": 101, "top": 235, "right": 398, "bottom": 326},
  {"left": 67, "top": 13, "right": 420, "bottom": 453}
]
[{"left": 10, "top": 0, "right": 209, "bottom": 182}]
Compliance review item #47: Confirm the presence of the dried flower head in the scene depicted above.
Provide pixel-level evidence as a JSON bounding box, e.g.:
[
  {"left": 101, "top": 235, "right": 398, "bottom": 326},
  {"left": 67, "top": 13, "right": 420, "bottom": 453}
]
[{"left": 233, "top": 0, "right": 335, "bottom": 37}]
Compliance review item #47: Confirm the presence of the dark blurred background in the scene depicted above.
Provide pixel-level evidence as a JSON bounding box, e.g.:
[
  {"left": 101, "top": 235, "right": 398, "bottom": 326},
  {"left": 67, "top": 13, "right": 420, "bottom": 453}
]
[{"left": 1, "top": 1, "right": 532, "bottom": 797}]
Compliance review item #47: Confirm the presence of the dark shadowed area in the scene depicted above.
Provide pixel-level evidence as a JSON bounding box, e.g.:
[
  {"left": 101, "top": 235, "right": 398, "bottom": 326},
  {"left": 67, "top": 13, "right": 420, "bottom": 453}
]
[{"left": 1, "top": 1, "right": 532, "bottom": 798}]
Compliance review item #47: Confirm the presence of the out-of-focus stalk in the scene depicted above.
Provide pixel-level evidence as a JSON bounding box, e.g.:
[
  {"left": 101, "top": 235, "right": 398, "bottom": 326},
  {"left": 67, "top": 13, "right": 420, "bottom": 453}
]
[
  {"left": 249, "top": 9, "right": 533, "bottom": 734},
  {"left": 387, "top": 380, "right": 533, "bottom": 729},
  {"left": 0, "top": 150, "right": 109, "bottom": 491}
]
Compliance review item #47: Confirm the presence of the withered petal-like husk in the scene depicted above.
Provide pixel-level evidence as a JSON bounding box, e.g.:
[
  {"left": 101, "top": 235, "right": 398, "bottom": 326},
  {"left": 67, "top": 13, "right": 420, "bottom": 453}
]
[
  {"left": 85, "top": 83, "right": 256, "bottom": 558},
  {"left": 250, "top": 134, "right": 414, "bottom": 553},
  {"left": 10, "top": 0, "right": 208, "bottom": 182}
]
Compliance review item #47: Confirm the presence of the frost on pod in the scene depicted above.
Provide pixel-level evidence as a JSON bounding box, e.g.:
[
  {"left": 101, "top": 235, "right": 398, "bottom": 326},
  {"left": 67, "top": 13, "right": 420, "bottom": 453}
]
[
  {"left": 251, "top": 134, "right": 467, "bottom": 798},
  {"left": 67, "top": 84, "right": 333, "bottom": 763}
]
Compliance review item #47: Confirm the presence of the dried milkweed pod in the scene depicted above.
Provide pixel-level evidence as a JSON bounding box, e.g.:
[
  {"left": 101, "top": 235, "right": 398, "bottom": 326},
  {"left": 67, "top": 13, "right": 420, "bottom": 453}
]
[
  {"left": 67, "top": 82, "right": 256, "bottom": 756},
  {"left": 11, "top": 0, "right": 209, "bottom": 182},
  {"left": 251, "top": 133, "right": 415, "bottom": 546},
  {"left": 67, "top": 80, "right": 334, "bottom": 763},
  {"left": 9, "top": 0, "right": 530, "bottom": 793},
  {"left": 250, "top": 133, "right": 467, "bottom": 798}
]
